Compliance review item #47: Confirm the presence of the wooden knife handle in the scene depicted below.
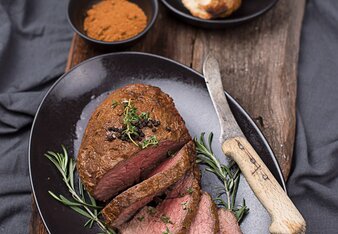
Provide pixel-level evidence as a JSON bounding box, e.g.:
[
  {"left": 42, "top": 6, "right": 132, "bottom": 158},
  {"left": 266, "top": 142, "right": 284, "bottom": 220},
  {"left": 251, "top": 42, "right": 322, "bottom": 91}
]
[{"left": 222, "top": 136, "right": 306, "bottom": 234}]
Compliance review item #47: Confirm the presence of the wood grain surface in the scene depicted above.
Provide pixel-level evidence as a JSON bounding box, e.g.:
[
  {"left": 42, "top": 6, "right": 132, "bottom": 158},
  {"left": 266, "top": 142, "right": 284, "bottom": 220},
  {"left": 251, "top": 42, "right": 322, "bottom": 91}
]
[{"left": 30, "top": 0, "right": 305, "bottom": 233}]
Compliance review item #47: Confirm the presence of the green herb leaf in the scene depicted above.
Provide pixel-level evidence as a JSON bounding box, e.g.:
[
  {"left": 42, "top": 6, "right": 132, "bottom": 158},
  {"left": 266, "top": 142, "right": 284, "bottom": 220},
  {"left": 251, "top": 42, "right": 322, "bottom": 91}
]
[
  {"left": 45, "top": 147, "right": 115, "bottom": 234},
  {"left": 186, "top": 187, "right": 193, "bottom": 195},
  {"left": 121, "top": 99, "right": 153, "bottom": 147},
  {"left": 160, "top": 215, "right": 173, "bottom": 224},
  {"left": 122, "top": 99, "right": 140, "bottom": 146},
  {"left": 84, "top": 218, "right": 94, "bottom": 228},
  {"left": 140, "top": 136, "right": 159, "bottom": 149},
  {"left": 70, "top": 206, "right": 93, "bottom": 219},
  {"left": 137, "top": 216, "right": 145, "bottom": 222},
  {"left": 234, "top": 199, "right": 249, "bottom": 223},
  {"left": 147, "top": 206, "right": 156, "bottom": 215},
  {"left": 181, "top": 201, "right": 188, "bottom": 210},
  {"left": 162, "top": 226, "right": 172, "bottom": 234},
  {"left": 111, "top": 100, "right": 119, "bottom": 108},
  {"left": 140, "top": 112, "right": 149, "bottom": 120},
  {"left": 194, "top": 132, "right": 249, "bottom": 223}
]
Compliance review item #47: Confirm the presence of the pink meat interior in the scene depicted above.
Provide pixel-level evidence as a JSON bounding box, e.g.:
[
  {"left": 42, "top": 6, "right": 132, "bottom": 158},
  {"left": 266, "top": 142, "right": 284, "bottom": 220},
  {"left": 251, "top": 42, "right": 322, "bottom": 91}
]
[
  {"left": 109, "top": 143, "right": 190, "bottom": 226},
  {"left": 120, "top": 172, "right": 195, "bottom": 234},
  {"left": 218, "top": 209, "right": 242, "bottom": 234},
  {"left": 94, "top": 140, "right": 184, "bottom": 201},
  {"left": 113, "top": 196, "right": 154, "bottom": 226},
  {"left": 189, "top": 192, "right": 217, "bottom": 234}
]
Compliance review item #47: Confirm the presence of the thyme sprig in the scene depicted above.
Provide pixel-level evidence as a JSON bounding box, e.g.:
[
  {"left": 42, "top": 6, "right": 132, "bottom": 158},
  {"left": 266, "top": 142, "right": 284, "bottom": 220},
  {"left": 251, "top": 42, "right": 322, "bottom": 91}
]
[
  {"left": 121, "top": 99, "right": 158, "bottom": 148},
  {"left": 45, "top": 146, "right": 115, "bottom": 234},
  {"left": 122, "top": 99, "right": 142, "bottom": 146},
  {"left": 140, "top": 136, "right": 159, "bottom": 149},
  {"left": 194, "top": 132, "right": 249, "bottom": 223},
  {"left": 111, "top": 100, "right": 119, "bottom": 109}
]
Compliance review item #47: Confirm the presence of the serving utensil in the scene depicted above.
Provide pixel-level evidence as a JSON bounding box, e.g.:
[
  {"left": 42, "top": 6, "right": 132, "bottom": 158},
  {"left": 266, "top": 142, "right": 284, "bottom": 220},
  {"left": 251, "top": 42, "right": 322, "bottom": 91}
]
[{"left": 203, "top": 55, "right": 306, "bottom": 234}]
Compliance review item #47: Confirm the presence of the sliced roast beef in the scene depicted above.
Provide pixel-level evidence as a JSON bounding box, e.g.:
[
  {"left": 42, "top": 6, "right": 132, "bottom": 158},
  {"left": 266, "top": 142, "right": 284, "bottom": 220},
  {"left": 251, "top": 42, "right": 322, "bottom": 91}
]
[
  {"left": 119, "top": 167, "right": 201, "bottom": 234},
  {"left": 188, "top": 191, "right": 219, "bottom": 234},
  {"left": 102, "top": 141, "right": 195, "bottom": 227},
  {"left": 77, "top": 84, "right": 191, "bottom": 201},
  {"left": 218, "top": 208, "right": 242, "bottom": 234}
]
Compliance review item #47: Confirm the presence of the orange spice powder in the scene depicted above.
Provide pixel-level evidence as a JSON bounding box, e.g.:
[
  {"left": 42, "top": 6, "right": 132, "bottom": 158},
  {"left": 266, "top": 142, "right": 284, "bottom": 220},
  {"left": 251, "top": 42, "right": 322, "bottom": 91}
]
[{"left": 84, "top": 0, "right": 147, "bottom": 42}]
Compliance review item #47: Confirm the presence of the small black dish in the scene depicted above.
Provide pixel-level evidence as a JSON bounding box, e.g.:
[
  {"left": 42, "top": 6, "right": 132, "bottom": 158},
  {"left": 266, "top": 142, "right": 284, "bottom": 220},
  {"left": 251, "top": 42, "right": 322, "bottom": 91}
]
[
  {"left": 161, "top": 0, "right": 278, "bottom": 29},
  {"left": 67, "top": 0, "right": 159, "bottom": 50}
]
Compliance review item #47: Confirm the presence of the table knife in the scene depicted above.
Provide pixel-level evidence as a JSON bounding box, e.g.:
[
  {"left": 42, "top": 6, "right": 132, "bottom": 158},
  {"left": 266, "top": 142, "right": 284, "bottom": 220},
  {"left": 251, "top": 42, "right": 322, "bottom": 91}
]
[{"left": 203, "top": 55, "right": 306, "bottom": 234}]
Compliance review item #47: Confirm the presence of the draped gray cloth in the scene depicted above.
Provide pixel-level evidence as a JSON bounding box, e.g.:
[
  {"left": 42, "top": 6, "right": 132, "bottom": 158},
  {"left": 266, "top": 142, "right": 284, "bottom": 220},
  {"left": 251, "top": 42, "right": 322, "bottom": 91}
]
[
  {"left": 0, "top": 0, "right": 72, "bottom": 233},
  {"left": 0, "top": 0, "right": 337, "bottom": 233},
  {"left": 287, "top": 1, "right": 338, "bottom": 233}
]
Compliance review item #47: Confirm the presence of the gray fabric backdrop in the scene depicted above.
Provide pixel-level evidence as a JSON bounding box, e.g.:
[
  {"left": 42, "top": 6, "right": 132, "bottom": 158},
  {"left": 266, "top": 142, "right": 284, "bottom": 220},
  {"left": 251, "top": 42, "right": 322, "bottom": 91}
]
[
  {"left": 287, "top": 1, "right": 338, "bottom": 233},
  {"left": 0, "top": 0, "right": 337, "bottom": 233},
  {"left": 0, "top": 0, "right": 72, "bottom": 233}
]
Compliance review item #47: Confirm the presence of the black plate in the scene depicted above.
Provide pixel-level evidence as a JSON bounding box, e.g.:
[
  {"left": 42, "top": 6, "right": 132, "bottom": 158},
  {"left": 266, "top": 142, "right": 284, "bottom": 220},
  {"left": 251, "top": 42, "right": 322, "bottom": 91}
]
[
  {"left": 161, "top": 0, "right": 278, "bottom": 29},
  {"left": 29, "top": 52, "right": 285, "bottom": 234}
]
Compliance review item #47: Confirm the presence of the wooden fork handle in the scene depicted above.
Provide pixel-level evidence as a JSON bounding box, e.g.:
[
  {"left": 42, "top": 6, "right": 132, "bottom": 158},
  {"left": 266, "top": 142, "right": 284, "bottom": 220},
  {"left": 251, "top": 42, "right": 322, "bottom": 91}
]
[{"left": 222, "top": 136, "right": 306, "bottom": 234}]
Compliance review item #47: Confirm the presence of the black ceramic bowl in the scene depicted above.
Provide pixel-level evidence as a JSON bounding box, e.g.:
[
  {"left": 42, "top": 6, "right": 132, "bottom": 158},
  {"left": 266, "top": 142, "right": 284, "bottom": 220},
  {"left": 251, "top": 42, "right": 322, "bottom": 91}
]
[
  {"left": 67, "top": 0, "right": 159, "bottom": 50},
  {"left": 161, "top": 0, "right": 278, "bottom": 29}
]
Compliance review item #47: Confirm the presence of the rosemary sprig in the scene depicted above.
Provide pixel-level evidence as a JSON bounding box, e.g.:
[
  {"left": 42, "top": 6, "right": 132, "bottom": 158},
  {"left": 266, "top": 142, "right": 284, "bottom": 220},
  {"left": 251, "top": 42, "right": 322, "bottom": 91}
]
[
  {"left": 194, "top": 132, "right": 249, "bottom": 223},
  {"left": 45, "top": 146, "right": 115, "bottom": 234}
]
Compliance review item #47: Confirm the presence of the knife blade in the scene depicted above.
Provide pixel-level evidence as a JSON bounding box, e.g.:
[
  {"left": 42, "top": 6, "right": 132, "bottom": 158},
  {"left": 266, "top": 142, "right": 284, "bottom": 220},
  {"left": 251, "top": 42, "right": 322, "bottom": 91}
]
[
  {"left": 202, "top": 54, "right": 244, "bottom": 143},
  {"left": 203, "top": 55, "right": 306, "bottom": 234}
]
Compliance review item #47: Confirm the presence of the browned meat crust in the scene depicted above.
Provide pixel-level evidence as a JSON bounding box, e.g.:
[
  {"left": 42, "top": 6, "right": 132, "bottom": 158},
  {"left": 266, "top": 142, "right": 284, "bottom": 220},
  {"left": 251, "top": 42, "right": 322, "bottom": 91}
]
[{"left": 77, "top": 84, "right": 191, "bottom": 201}]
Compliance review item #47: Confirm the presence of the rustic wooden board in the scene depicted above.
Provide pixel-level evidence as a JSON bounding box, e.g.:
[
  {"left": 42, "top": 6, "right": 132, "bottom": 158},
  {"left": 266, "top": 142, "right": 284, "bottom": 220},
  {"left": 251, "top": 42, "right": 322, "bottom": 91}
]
[{"left": 30, "top": 0, "right": 305, "bottom": 233}]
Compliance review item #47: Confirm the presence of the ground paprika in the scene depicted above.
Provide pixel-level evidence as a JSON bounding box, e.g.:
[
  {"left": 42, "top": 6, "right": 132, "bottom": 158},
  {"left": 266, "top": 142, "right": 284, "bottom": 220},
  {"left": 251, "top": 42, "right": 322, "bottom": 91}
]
[{"left": 84, "top": 0, "right": 147, "bottom": 42}]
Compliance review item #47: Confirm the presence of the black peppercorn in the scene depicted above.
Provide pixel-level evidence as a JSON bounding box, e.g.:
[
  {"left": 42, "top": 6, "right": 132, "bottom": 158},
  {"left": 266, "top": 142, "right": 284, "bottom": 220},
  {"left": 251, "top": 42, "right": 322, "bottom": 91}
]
[
  {"left": 152, "top": 128, "right": 157, "bottom": 133},
  {"left": 106, "top": 133, "right": 116, "bottom": 141},
  {"left": 136, "top": 136, "right": 142, "bottom": 141},
  {"left": 165, "top": 127, "right": 171, "bottom": 132},
  {"left": 121, "top": 134, "right": 127, "bottom": 140},
  {"left": 109, "top": 127, "right": 119, "bottom": 132}
]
